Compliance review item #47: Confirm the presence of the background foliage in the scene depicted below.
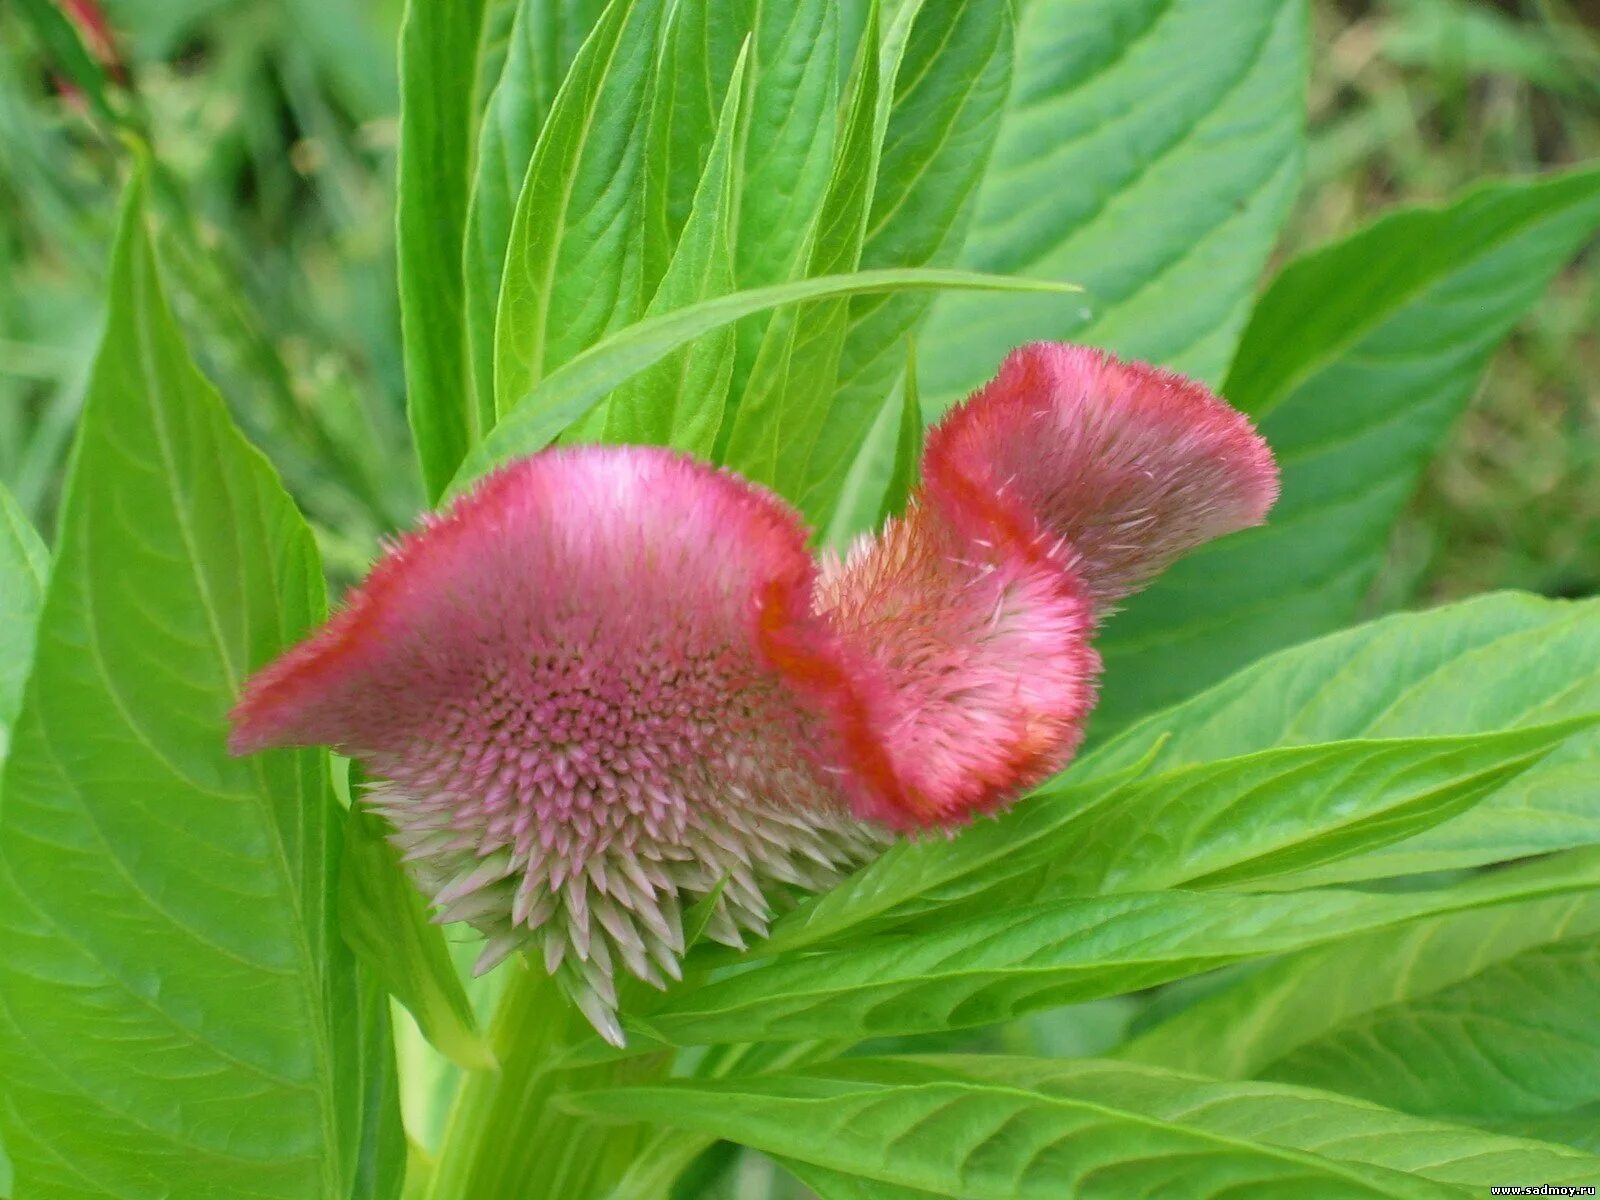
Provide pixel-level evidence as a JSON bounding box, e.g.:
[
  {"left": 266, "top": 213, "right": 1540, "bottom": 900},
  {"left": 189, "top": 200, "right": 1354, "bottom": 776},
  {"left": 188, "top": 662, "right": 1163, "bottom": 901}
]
[{"left": 1, "top": 1, "right": 1598, "bottom": 1198}]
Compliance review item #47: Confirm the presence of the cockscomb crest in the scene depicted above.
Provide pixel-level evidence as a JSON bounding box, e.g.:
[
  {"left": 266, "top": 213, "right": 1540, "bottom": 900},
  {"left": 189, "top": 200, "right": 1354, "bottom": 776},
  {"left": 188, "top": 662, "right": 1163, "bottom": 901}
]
[{"left": 230, "top": 342, "right": 1276, "bottom": 1042}]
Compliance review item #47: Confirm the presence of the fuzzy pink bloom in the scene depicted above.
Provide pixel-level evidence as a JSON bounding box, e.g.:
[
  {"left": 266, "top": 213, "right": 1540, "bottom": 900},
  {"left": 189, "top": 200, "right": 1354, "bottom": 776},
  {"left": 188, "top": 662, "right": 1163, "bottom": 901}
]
[
  {"left": 231, "top": 449, "right": 882, "bottom": 1041},
  {"left": 810, "top": 501, "right": 1097, "bottom": 829},
  {"left": 924, "top": 343, "right": 1279, "bottom": 607},
  {"left": 229, "top": 343, "right": 1276, "bottom": 1042}
]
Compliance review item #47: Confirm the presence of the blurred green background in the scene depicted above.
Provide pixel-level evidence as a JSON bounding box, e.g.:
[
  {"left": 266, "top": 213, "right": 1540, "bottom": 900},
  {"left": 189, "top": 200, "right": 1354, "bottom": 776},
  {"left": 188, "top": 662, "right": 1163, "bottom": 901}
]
[{"left": 2, "top": 0, "right": 1596, "bottom": 601}]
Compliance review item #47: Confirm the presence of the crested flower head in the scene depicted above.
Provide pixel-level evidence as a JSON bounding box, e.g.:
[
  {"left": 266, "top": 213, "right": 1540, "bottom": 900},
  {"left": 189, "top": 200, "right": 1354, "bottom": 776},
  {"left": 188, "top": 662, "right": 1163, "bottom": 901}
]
[
  {"left": 229, "top": 343, "right": 1277, "bottom": 1042},
  {"left": 924, "top": 343, "right": 1279, "bottom": 606},
  {"left": 231, "top": 449, "right": 882, "bottom": 1041}
]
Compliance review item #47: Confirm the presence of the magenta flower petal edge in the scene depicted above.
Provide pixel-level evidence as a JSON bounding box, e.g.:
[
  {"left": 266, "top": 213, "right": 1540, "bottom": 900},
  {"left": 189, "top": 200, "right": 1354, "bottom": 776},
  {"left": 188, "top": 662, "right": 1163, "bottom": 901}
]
[{"left": 228, "top": 343, "right": 1278, "bottom": 1043}]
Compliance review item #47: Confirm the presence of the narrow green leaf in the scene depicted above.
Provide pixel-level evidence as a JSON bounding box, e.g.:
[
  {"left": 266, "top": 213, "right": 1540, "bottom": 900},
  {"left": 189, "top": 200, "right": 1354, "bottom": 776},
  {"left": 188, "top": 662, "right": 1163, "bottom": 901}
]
[
  {"left": 451, "top": 269, "right": 1075, "bottom": 493},
  {"left": 631, "top": 850, "right": 1600, "bottom": 1047},
  {"left": 465, "top": 0, "right": 611, "bottom": 430},
  {"left": 721, "top": 2, "right": 894, "bottom": 494},
  {"left": 919, "top": 0, "right": 1308, "bottom": 404},
  {"left": 642, "top": 0, "right": 753, "bottom": 290},
  {"left": 733, "top": 0, "right": 840, "bottom": 294},
  {"left": 806, "top": 0, "right": 1014, "bottom": 532},
  {"left": 879, "top": 338, "right": 923, "bottom": 523},
  {"left": 1095, "top": 165, "right": 1600, "bottom": 730},
  {"left": 398, "top": 0, "right": 492, "bottom": 499},
  {"left": 340, "top": 805, "right": 493, "bottom": 1072},
  {"left": 757, "top": 750, "right": 1164, "bottom": 960},
  {"left": 13, "top": 0, "right": 120, "bottom": 128},
  {"left": 0, "top": 485, "right": 47, "bottom": 763},
  {"left": 584, "top": 44, "right": 750, "bottom": 453},
  {"left": 762, "top": 681, "right": 1594, "bottom": 957},
  {"left": 493, "top": 0, "right": 664, "bottom": 415},
  {"left": 570, "top": 1055, "right": 1600, "bottom": 1197},
  {"left": 1082, "top": 591, "right": 1600, "bottom": 885},
  {"left": 1037, "top": 720, "right": 1596, "bottom": 898},
  {"left": 0, "top": 173, "right": 386, "bottom": 1197},
  {"left": 1122, "top": 887, "right": 1600, "bottom": 1145},
  {"left": 350, "top": 973, "right": 407, "bottom": 1200}
]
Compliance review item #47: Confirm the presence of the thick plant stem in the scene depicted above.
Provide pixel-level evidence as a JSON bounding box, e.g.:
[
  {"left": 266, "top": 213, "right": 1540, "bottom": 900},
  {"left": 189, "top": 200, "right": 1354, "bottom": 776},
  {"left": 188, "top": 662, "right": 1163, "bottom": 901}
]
[{"left": 425, "top": 962, "right": 668, "bottom": 1200}]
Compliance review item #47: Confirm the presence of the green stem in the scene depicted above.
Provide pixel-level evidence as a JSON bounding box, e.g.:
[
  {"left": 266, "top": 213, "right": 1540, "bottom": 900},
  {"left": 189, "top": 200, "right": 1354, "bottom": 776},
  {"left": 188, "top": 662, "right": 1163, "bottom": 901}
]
[{"left": 425, "top": 964, "right": 670, "bottom": 1200}]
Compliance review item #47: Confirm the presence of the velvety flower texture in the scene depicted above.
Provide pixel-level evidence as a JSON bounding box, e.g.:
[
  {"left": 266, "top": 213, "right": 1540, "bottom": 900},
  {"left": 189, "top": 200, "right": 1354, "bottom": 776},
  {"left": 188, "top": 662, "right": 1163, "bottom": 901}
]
[{"left": 230, "top": 342, "right": 1277, "bottom": 1043}]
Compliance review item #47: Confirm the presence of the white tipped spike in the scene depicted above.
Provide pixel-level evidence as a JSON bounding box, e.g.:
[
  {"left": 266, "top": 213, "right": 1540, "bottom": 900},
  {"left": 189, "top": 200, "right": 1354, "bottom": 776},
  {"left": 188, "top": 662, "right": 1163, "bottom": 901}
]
[
  {"left": 574, "top": 984, "right": 625, "bottom": 1048},
  {"left": 474, "top": 931, "right": 523, "bottom": 976},
  {"left": 433, "top": 852, "right": 514, "bottom": 907}
]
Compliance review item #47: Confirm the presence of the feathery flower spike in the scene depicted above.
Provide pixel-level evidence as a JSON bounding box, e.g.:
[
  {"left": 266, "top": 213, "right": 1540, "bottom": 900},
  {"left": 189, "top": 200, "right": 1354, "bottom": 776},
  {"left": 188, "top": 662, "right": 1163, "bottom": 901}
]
[{"left": 229, "top": 343, "right": 1277, "bottom": 1042}]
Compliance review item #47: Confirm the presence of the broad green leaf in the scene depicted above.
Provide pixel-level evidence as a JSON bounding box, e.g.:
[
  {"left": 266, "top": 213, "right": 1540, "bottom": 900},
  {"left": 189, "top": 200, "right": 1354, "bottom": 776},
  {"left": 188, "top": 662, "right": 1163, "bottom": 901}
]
[
  {"left": 0, "top": 484, "right": 47, "bottom": 763},
  {"left": 1083, "top": 592, "right": 1600, "bottom": 884},
  {"left": 1121, "top": 888, "right": 1600, "bottom": 1143},
  {"left": 0, "top": 175, "right": 385, "bottom": 1198},
  {"left": 340, "top": 805, "right": 493, "bottom": 1072},
  {"left": 585, "top": 44, "right": 749, "bottom": 453},
  {"left": 398, "top": 0, "right": 493, "bottom": 499},
  {"left": 450, "top": 268, "right": 1075, "bottom": 492},
  {"left": 465, "top": 0, "right": 611, "bottom": 430},
  {"left": 493, "top": 0, "right": 664, "bottom": 416},
  {"left": 1252, "top": 932, "right": 1600, "bottom": 1140},
  {"left": 804, "top": 0, "right": 1014, "bottom": 532},
  {"left": 627, "top": 849, "right": 1600, "bottom": 1048},
  {"left": 570, "top": 1055, "right": 1600, "bottom": 1197},
  {"left": 918, "top": 0, "right": 1307, "bottom": 405},
  {"left": 1095, "top": 165, "right": 1600, "bottom": 730}
]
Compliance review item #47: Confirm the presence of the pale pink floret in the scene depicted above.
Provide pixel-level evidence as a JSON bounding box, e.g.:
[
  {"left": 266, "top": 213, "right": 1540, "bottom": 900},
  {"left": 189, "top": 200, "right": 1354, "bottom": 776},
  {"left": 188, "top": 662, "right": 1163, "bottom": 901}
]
[{"left": 923, "top": 343, "right": 1280, "bottom": 608}]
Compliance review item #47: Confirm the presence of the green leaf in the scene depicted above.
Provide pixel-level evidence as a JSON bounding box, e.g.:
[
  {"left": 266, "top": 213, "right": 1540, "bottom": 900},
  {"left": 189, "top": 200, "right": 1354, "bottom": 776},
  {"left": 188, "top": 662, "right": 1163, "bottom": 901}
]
[
  {"left": 465, "top": 0, "right": 611, "bottom": 432},
  {"left": 733, "top": 0, "right": 841, "bottom": 295},
  {"left": 1094, "top": 165, "right": 1600, "bottom": 730},
  {"left": 398, "top": 0, "right": 493, "bottom": 500},
  {"left": 760, "top": 707, "right": 1593, "bottom": 960},
  {"left": 1082, "top": 591, "right": 1600, "bottom": 885},
  {"left": 339, "top": 805, "right": 493, "bottom": 1072},
  {"left": 13, "top": 0, "right": 120, "bottom": 129},
  {"left": 1121, "top": 888, "right": 1600, "bottom": 1144},
  {"left": 755, "top": 748, "right": 1163, "bottom": 959},
  {"left": 918, "top": 0, "right": 1307, "bottom": 405},
  {"left": 630, "top": 850, "right": 1600, "bottom": 1048},
  {"left": 450, "top": 268, "right": 1076, "bottom": 493},
  {"left": 1031, "top": 721, "right": 1595, "bottom": 898},
  {"left": 879, "top": 338, "right": 923, "bottom": 522},
  {"left": 0, "top": 484, "right": 47, "bottom": 764},
  {"left": 805, "top": 0, "right": 1014, "bottom": 532},
  {"left": 569, "top": 1055, "right": 1600, "bottom": 1197},
  {"left": 584, "top": 43, "right": 750, "bottom": 454},
  {"left": 493, "top": 0, "right": 665, "bottom": 416},
  {"left": 720, "top": 2, "right": 893, "bottom": 498},
  {"left": 640, "top": 0, "right": 753, "bottom": 290},
  {"left": 0, "top": 174, "right": 386, "bottom": 1198}
]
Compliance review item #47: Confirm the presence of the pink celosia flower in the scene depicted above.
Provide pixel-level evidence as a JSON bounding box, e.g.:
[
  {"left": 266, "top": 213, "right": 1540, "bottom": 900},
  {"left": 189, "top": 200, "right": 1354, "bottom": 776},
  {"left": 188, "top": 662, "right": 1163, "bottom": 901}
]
[
  {"left": 230, "top": 343, "right": 1275, "bottom": 1042},
  {"left": 924, "top": 342, "right": 1280, "bottom": 606}
]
